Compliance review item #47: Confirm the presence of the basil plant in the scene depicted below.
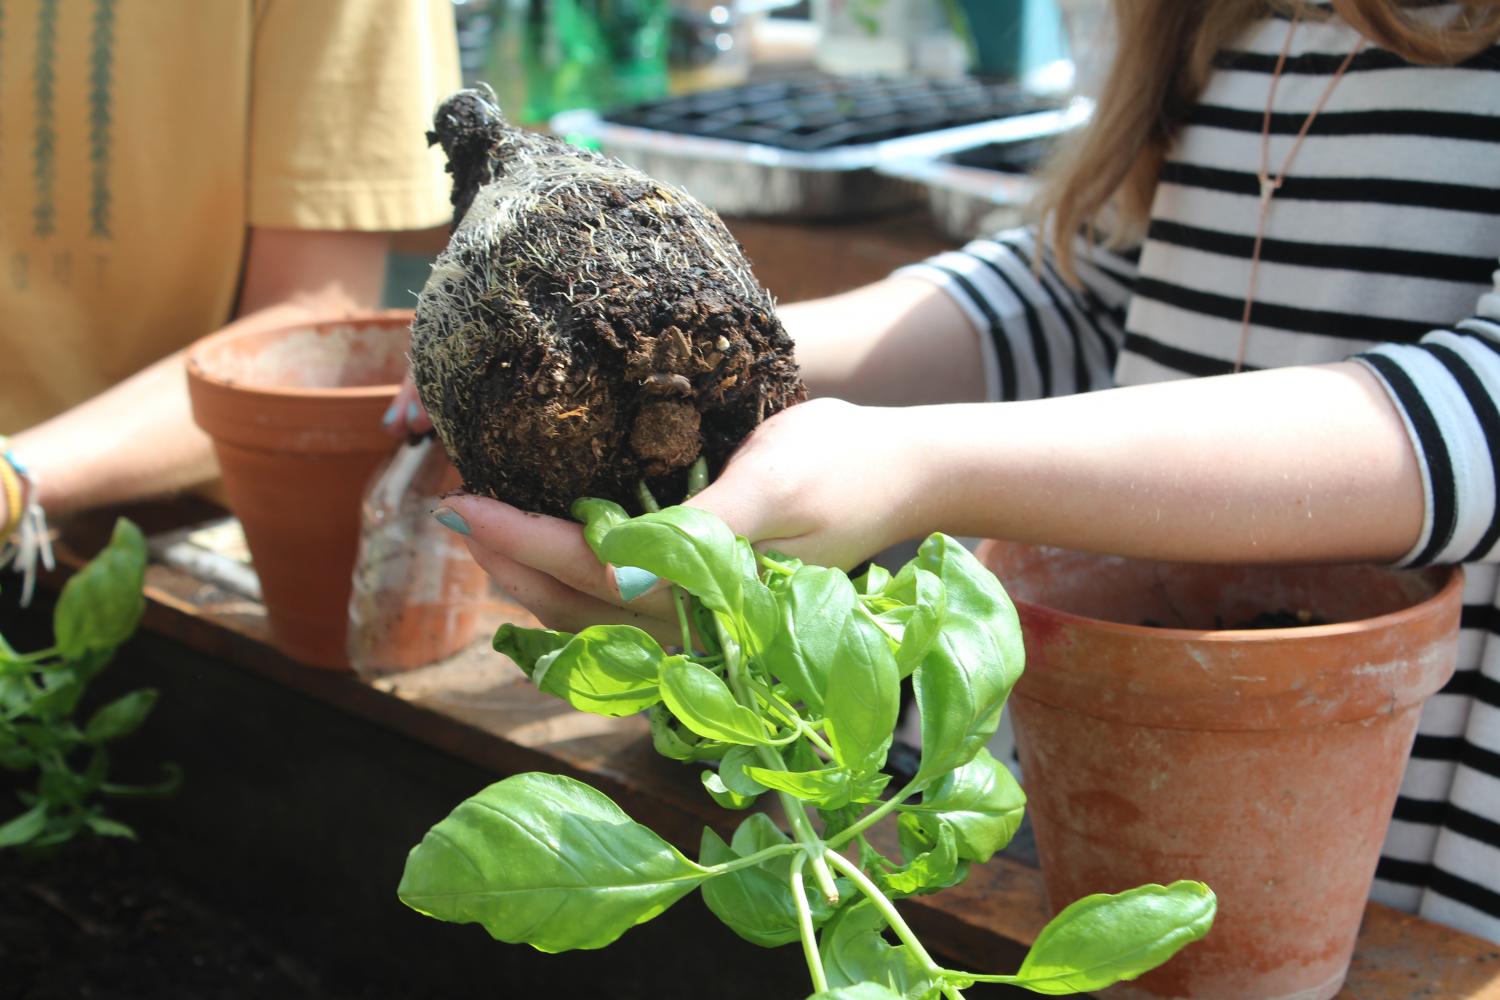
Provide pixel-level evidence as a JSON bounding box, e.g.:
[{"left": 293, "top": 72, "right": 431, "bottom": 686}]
[
  {"left": 400, "top": 503, "right": 1214, "bottom": 998},
  {"left": 0, "top": 519, "right": 177, "bottom": 849}
]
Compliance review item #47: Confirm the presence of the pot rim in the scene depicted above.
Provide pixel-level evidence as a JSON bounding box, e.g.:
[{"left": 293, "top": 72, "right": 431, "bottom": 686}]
[
  {"left": 977, "top": 541, "right": 1464, "bottom": 643},
  {"left": 185, "top": 308, "right": 414, "bottom": 402}
]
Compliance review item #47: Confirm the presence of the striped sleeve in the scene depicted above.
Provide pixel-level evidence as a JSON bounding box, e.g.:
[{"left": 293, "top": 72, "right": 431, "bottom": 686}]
[
  {"left": 892, "top": 227, "right": 1138, "bottom": 402},
  {"left": 1355, "top": 265, "right": 1500, "bottom": 566}
]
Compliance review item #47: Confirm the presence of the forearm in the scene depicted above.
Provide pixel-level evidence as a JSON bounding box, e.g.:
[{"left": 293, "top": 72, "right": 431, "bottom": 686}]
[
  {"left": 905, "top": 362, "right": 1425, "bottom": 565},
  {"left": 11, "top": 229, "right": 389, "bottom": 519},
  {"left": 780, "top": 278, "right": 988, "bottom": 406}
]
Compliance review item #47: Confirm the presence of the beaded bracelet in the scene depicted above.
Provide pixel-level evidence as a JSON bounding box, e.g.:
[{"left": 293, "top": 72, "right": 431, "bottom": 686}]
[
  {"left": 0, "top": 443, "right": 22, "bottom": 542},
  {"left": 0, "top": 441, "right": 53, "bottom": 606}
]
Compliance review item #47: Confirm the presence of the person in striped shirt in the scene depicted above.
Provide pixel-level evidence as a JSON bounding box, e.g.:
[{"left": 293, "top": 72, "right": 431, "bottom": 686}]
[{"left": 433, "top": 0, "right": 1500, "bottom": 944}]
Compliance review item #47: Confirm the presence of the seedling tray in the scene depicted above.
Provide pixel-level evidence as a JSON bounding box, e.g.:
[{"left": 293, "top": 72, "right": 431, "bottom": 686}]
[{"left": 554, "top": 73, "right": 1085, "bottom": 219}]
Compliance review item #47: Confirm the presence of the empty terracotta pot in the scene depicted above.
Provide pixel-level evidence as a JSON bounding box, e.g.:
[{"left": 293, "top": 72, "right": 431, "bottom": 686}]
[
  {"left": 188, "top": 311, "right": 416, "bottom": 669},
  {"left": 977, "top": 542, "right": 1461, "bottom": 1000}
]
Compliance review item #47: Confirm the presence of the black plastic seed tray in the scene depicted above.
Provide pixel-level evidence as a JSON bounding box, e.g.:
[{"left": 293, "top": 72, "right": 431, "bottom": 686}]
[
  {"left": 603, "top": 74, "right": 1063, "bottom": 153},
  {"left": 553, "top": 74, "right": 1085, "bottom": 219},
  {"left": 942, "top": 135, "right": 1058, "bottom": 174}
]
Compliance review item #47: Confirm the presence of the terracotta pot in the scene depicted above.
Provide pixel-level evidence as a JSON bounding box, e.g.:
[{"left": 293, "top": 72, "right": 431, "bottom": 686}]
[
  {"left": 976, "top": 542, "right": 1461, "bottom": 1000},
  {"left": 187, "top": 311, "right": 416, "bottom": 670}
]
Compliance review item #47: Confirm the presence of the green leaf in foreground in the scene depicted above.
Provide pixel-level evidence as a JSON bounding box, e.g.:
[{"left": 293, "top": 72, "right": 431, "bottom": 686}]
[
  {"left": 493, "top": 624, "right": 572, "bottom": 675},
  {"left": 969, "top": 881, "right": 1216, "bottom": 995},
  {"left": 910, "top": 534, "right": 1025, "bottom": 784},
  {"left": 84, "top": 689, "right": 158, "bottom": 744},
  {"left": 530, "top": 625, "right": 665, "bottom": 717},
  {"left": 821, "top": 899, "right": 937, "bottom": 999},
  {"left": 54, "top": 519, "right": 148, "bottom": 659},
  {"left": 398, "top": 772, "right": 708, "bottom": 952},
  {"left": 807, "top": 985, "right": 906, "bottom": 1000},
  {"left": 898, "top": 747, "right": 1025, "bottom": 863},
  {"left": 572, "top": 497, "right": 630, "bottom": 563},
  {"left": 659, "top": 657, "right": 767, "bottom": 745}
]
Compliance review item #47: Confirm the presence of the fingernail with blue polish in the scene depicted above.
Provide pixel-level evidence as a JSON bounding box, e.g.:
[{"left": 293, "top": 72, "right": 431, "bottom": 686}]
[
  {"left": 433, "top": 507, "right": 470, "bottom": 535},
  {"left": 615, "top": 566, "right": 659, "bottom": 602},
  {"left": 382, "top": 402, "right": 401, "bottom": 426},
  {"left": 407, "top": 402, "right": 421, "bottom": 424}
]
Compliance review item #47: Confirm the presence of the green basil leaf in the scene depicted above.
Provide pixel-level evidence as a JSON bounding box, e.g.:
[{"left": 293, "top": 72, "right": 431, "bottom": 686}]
[
  {"left": 718, "top": 746, "right": 768, "bottom": 798},
  {"left": 806, "top": 985, "right": 906, "bottom": 1000},
  {"left": 821, "top": 899, "right": 938, "bottom": 999},
  {"left": 699, "top": 827, "right": 802, "bottom": 947},
  {"left": 853, "top": 563, "right": 892, "bottom": 596},
  {"left": 599, "top": 507, "right": 742, "bottom": 614},
  {"left": 0, "top": 801, "right": 48, "bottom": 849},
  {"left": 531, "top": 625, "right": 665, "bottom": 717},
  {"left": 1005, "top": 881, "right": 1217, "bottom": 995},
  {"left": 892, "top": 567, "right": 944, "bottom": 680},
  {"left": 599, "top": 508, "right": 777, "bottom": 656},
  {"left": 571, "top": 497, "right": 630, "bottom": 563},
  {"left": 83, "top": 814, "right": 137, "bottom": 840},
  {"left": 660, "top": 658, "right": 767, "bottom": 745},
  {"left": 879, "top": 814, "right": 968, "bottom": 899},
  {"left": 648, "top": 704, "right": 728, "bottom": 762},
  {"left": 83, "top": 689, "right": 158, "bottom": 744},
  {"left": 399, "top": 772, "right": 708, "bottom": 952},
  {"left": 54, "top": 519, "right": 147, "bottom": 659},
  {"left": 898, "top": 748, "right": 1025, "bottom": 863},
  {"left": 824, "top": 610, "right": 898, "bottom": 777},
  {"left": 910, "top": 534, "right": 1024, "bottom": 785},
  {"left": 701, "top": 770, "right": 757, "bottom": 809},
  {"left": 743, "top": 764, "right": 855, "bottom": 809},
  {"left": 493, "top": 624, "right": 573, "bottom": 677},
  {"left": 21, "top": 670, "right": 87, "bottom": 723},
  {"left": 762, "top": 566, "right": 856, "bottom": 712}
]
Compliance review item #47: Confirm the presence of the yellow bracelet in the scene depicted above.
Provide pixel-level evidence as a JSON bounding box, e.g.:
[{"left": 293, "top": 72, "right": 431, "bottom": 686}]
[{"left": 0, "top": 451, "right": 22, "bottom": 544}]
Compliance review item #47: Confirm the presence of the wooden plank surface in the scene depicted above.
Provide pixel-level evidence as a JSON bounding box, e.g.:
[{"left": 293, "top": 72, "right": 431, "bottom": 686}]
[{"left": 27, "top": 504, "right": 1500, "bottom": 999}]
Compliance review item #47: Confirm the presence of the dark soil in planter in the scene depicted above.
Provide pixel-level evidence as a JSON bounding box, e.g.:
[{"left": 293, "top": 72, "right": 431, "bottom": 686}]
[
  {"left": 1142, "top": 609, "right": 1330, "bottom": 630},
  {"left": 0, "top": 839, "right": 378, "bottom": 1000}
]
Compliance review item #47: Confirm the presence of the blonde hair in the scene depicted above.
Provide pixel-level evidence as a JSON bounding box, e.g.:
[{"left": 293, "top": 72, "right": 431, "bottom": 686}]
[{"left": 1038, "top": 0, "right": 1500, "bottom": 285}]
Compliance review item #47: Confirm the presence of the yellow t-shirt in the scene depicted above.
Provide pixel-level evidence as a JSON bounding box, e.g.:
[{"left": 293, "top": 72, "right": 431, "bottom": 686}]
[{"left": 0, "top": 0, "right": 461, "bottom": 430}]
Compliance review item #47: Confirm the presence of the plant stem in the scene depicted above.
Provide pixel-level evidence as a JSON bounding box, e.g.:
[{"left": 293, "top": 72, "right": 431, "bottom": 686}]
[
  {"left": 699, "top": 842, "right": 801, "bottom": 879},
  {"left": 823, "top": 850, "right": 959, "bottom": 995},
  {"left": 757, "top": 553, "right": 797, "bottom": 577},
  {"left": 686, "top": 457, "right": 709, "bottom": 499},
  {"left": 718, "top": 625, "right": 840, "bottom": 905},
  {"left": 636, "top": 479, "right": 662, "bottom": 514},
  {"left": 790, "top": 853, "right": 830, "bottom": 994},
  {"left": 825, "top": 777, "right": 922, "bottom": 851},
  {"left": 671, "top": 587, "right": 695, "bottom": 656}
]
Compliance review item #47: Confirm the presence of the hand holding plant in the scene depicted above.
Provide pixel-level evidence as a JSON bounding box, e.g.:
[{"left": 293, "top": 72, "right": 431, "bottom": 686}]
[
  {"left": 400, "top": 503, "right": 1214, "bottom": 998},
  {"left": 0, "top": 519, "right": 177, "bottom": 849}
]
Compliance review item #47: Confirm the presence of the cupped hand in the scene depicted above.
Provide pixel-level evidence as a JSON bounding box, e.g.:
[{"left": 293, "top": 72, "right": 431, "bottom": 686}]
[{"left": 434, "top": 397, "right": 932, "bottom": 634}]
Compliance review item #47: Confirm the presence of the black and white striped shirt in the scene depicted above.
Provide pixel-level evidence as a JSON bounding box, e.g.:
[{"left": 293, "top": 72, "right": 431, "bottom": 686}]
[{"left": 896, "top": 8, "right": 1500, "bottom": 944}]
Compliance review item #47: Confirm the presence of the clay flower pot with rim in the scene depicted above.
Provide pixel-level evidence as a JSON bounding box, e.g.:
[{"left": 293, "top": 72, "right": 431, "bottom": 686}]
[
  {"left": 187, "top": 310, "right": 485, "bottom": 671},
  {"left": 976, "top": 541, "right": 1461, "bottom": 1000}
]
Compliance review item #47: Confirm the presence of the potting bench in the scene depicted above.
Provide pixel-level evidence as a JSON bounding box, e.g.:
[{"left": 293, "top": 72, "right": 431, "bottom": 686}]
[
  {"left": 13, "top": 499, "right": 1498, "bottom": 1000},
  {"left": 7, "top": 211, "right": 1498, "bottom": 998}
]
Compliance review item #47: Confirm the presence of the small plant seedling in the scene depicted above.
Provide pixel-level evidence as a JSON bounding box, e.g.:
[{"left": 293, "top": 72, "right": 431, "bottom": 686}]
[
  {"left": 0, "top": 519, "right": 178, "bottom": 849},
  {"left": 400, "top": 503, "right": 1215, "bottom": 999}
]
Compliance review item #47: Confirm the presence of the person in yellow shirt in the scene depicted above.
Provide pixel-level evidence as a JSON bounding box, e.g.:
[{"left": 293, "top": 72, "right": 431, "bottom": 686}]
[{"left": 0, "top": 0, "right": 461, "bottom": 566}]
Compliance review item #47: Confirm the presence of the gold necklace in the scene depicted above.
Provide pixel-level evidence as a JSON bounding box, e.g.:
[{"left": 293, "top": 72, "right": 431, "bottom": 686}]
[{"left": 1234, "top": 12, "right": 1368, "bottom": 372}]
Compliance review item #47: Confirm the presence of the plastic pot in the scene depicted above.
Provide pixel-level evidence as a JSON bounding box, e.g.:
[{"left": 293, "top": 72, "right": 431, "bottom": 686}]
[
  {"left": 187, "top": 311, "right": 416, "bottom": 670},
  {"left": 977, "top": 542, "right": 1461, "bottom": 1000}
]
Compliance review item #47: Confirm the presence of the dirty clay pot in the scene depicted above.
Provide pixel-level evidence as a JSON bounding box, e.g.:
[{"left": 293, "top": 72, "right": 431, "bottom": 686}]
[
  {"left": 976, "top": 542, "right": 1461, "bottom": 1000},
  {"left": 187, "top": 311, "right": 418, "bottom": 670}
]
